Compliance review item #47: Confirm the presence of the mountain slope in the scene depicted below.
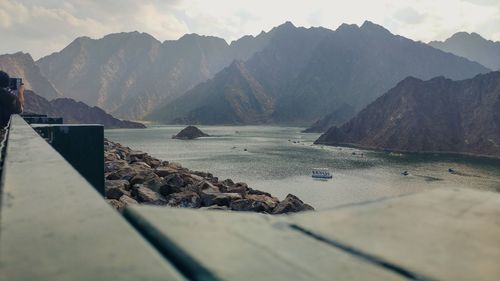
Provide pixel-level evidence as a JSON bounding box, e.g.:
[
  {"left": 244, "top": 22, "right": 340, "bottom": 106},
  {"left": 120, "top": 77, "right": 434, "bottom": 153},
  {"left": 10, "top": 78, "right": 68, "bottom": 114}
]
[
  {"left": 149, "top": 61, "right": 273, "bottom": 124},
  {"left": 315, "top": 72, "right": 500, "bottom": 158},
  {"left": 148, "top": 22, "right": 332, "bottom": 123},
  {"left": 37, "top": 30, "right": 275, "bottom": 120},
  {"left": 24, "top": 91, "right": 145, "bottom": 129},
  {"left": 275, "top": 21, "right": 490, "bottom": 126},
  {"left": 430, "top": 32, "right": 500, "bottom": 71},
  {"left": 0, "top": 52, "right": 62, "bottom": 100},
  {"left": 150, "top": 21, "right": 489, "bottom": 126}
]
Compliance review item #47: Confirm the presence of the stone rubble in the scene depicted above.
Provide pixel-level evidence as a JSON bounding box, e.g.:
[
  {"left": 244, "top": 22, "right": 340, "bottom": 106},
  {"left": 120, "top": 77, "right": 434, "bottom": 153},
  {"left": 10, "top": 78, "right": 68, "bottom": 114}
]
[{"left": 104, "top": 139, "right": 314, "bottom": 214}]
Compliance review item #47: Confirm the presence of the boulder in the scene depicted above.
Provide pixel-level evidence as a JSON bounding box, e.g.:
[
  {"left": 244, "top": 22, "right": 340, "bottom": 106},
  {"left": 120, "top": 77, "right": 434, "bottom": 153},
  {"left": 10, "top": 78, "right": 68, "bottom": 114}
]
[
  {"left": 131, "top": 184, "right": 166, "bottom": 205},
  {"left": 105, "top": 179, "right": 130, "bottom": 191},
  {"left": 119, "top": 195, "right": 138, "bottom": 205},
  {"left": 106, "top": 166, "right": 137, "bottom": 181},
  {"left": 230, "top": 199, "right": 272, "bottom": 213},
  {"left": 168, "top": 162, "right": 184, "bottom": 170},
  {"left": 222, "top": 179, "right": 235, "bottom": 186},
  {"left": 165, "top": 173, "right": 185, "bottom": 188},
  {"left": 272, "top": 194, "right": 315, "bottom": 214},
  {"left": 143, "top": 176, "right": 166, "bottom": 193},
  {"left": 159, "top": 174, "right": 185, "bottom": 196},
  {"left": 130, "top": 170, "right": 159, "bottom": 186},
  {"left": 172, "top": 126, "right": 209, "bottom": 140},
  {"left": 198, "top": 180, "right": 218, "bottom": 191},
  {"left": 185, "top": 173, "right": 204, "bottom": 183},
  {"left": 167, "top": 191, "right": 201, "bottom": 208},
  {"left": 104, "top": 160, "right": 129, "bottom": 173},
  {"left": 106, "top": 187, "right": 125, "bottom": 200},
  {"left": 247, "top": 188, "right": 272, "bottom": 197},
  {"left": 105, "top": 152, "right": 118, "bottom": 162},
  {"left": 191, "top": 171, "right": 213, "bottom": 179},
  {"left": 245, "top": 194, "right": 279, "bottom": 210},
  {"left": 221, "top": 183, "right": 248, "bottom": 195},
  {"left": 200, "top": 190, "right": 243, "bottom": 207},
  {"left": 159, "top": 184, "right": 181, "bottom": 196},
  {"left": 154, "top": 167, "right": 177, "bottom": 177},
  {"left": 129, "top": 161, "right": 151, "bottom": 169},
  {"left": 129, "top": 150, "right": 148, "bottom": 162}
]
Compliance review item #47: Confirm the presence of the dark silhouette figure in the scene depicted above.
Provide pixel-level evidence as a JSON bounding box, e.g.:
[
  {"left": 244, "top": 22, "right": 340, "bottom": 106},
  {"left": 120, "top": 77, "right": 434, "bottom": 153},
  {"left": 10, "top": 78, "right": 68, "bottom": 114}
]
[{"left": 0, "top": 71, "right": 24, "bottom": 128}]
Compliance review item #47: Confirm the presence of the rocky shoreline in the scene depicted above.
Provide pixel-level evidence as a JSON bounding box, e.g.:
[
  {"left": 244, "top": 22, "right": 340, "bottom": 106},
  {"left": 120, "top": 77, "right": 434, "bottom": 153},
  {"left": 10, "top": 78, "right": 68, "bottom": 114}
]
[{"left": 104, "top": 139, "right": 314, "bottom": 214}]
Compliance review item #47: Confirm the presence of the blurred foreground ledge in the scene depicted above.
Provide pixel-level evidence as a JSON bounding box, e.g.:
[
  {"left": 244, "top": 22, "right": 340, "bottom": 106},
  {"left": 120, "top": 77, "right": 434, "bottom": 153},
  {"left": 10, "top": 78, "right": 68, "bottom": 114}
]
[{"left": 0, "top": 114, "right": 499, "bottom": 281}]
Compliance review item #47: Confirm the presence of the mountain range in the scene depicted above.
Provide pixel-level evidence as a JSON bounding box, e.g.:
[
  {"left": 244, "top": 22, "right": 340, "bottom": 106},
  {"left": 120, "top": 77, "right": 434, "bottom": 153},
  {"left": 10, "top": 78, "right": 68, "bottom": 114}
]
[
  {"left": 315, "top": 72, "right": 500, "bottom": 158},
  {"left": 0, "top": 53, "right": 144, "bottom": 128},
  {"left": 36, "top": 30, "right": 275, "bottom": 120},
  {"left": 2, "top": 21, "right": 499, "bottom": 133},
  {"left": 150, "top": 21, "right": 489, "bottom": 127},
  {"left": 147, "top": 22, "right": 332, "bottom": 124},
  {"left": 430, "top": 32, "right": 500, "bottom": 71}
]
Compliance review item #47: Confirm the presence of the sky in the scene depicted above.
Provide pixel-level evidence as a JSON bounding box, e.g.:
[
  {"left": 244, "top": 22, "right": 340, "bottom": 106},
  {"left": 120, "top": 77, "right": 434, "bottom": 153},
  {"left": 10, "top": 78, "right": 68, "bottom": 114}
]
[{"left": 1, "top": 0, "right": 499, "bottom": 59}]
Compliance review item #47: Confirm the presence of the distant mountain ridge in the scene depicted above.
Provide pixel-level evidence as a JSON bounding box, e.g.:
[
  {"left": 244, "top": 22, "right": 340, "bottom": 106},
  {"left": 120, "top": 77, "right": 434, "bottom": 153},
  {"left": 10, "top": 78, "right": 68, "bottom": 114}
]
[
  {"left": 0, "top": 52, "right": 62, "bottom": 100},
  {"left": 430, "top": 32, "right": 500, "bottom": 71},
  {"left": 315, "top": 72, "right": 500, "bottom": 158},
  {"left": 24, "top": 91, "right": 145, "bottom": 129},
  {"left": 150, "top": 21, "right": 489, "bottom": 126}
]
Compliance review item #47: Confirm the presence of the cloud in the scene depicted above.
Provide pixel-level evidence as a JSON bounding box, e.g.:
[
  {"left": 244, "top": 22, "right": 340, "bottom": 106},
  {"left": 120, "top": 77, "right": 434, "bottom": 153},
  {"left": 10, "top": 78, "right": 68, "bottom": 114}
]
[
  {"left": 0, "top": 0, "right": 499, "bottom": 59},
  {"left": 0, "top": 0, "right": 188, "bottom": 58},
  {"left": 461, "top": 0, "right": 499, "bottom": 6},
  {"left": 393, "top": 7, "right": 426, "bottom": 24}
]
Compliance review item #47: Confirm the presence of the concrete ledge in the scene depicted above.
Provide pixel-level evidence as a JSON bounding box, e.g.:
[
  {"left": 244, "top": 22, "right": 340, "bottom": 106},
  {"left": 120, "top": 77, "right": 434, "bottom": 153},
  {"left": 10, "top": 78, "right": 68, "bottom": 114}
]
[{"left": 0, "top": 115, "right": 185, "bottom": 281}]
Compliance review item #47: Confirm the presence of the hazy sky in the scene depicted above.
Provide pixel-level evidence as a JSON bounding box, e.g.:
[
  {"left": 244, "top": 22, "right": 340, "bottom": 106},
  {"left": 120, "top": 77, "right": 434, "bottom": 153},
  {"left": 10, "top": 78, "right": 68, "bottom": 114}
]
[{"left": 1, "top": 0, "right": 499, "bottom": 59}]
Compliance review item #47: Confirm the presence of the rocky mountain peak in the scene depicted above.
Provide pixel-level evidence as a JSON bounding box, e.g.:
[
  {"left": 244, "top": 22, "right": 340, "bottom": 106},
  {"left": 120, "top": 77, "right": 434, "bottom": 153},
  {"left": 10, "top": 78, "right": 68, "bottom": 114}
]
[
  {"left": 447, "top": 31, "right": 485, "bottom": 42},
  {"left": 335, "top": 23, "right": 359, "bottom": 33},
  {"left": 360, "top": 20, "right": 393, "bottom": 37},
  {"left": 315, "top": 71, "right": 500, "bottom": 157},
  {"left": 429, "top": 32, "right": 500, "bottom": 70}
]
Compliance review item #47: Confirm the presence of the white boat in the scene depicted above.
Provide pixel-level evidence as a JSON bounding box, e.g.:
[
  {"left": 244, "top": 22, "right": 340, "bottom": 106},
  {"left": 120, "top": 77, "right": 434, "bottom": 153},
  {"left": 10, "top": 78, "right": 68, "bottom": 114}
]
[{"left": 311, "top": 168, "right": 333, "bottom": 179}]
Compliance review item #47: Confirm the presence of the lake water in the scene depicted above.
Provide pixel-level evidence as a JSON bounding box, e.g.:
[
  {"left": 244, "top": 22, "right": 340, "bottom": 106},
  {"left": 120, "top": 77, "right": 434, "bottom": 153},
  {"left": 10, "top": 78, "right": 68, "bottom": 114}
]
[{"left": 106, "top": 125, "right": 500, "bottom": 210}]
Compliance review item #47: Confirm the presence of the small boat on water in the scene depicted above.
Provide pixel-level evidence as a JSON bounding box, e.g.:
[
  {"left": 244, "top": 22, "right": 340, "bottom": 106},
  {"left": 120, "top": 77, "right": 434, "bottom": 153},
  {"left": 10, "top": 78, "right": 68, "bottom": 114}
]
[{"left": 312, "top": 168, "right": 333, "bottom": 179}]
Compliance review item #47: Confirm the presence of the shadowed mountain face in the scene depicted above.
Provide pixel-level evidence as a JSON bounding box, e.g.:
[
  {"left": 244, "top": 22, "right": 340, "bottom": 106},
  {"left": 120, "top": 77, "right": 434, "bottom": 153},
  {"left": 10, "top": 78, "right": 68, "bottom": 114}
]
[
  {"left": 315, "top": 72, "right": 500, "bottom": 158},
  {"left": 150, "top": 61, "right": 274, "bottom": 125},
  {"left": 0, "top": 53, "right": 62, "bottom": 100},
  {"left": 24, "top": 91, "right": 145, "bottom": 129},
  {"left": 149, "top": 22, "right": 332, "bottom": 124},
  {"left": 150, "top": 21, "right": 489, "bottom": 126},
  {"left": 36, "top": 31, "right": 274, "bottom": 120},
  {"left": 430, "top": 32, "right": 500, "bottom": 71},
  {"left": 276, "top": 22, "right": 490, "bottom": 127}
]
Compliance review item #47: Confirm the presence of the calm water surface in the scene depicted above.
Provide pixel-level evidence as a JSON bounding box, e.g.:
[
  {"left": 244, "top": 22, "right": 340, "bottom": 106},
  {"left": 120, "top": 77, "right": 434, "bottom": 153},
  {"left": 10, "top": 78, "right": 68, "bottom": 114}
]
[{"left": 106, "top": 125, "right": 500, "bottom": 210}]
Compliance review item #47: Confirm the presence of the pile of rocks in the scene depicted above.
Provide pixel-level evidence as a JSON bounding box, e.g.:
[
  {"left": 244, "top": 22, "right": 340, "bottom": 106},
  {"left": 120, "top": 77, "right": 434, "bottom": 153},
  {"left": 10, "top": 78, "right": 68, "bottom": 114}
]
[{"left": 104, "top": 139, "right": 314, "bottom": 214}]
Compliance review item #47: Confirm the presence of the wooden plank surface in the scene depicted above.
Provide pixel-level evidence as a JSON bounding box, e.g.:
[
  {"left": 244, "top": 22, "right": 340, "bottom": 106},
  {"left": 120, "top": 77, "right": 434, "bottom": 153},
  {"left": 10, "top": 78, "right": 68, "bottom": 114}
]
[
  {"left": 0, "top": 116, "right": 185, "bottom": 281},
  {"left": 291, "top": 188, "right": 500, "bottom": 281},
  {"left": 125, "top": 206, "right": 406, "bottom": 281}
]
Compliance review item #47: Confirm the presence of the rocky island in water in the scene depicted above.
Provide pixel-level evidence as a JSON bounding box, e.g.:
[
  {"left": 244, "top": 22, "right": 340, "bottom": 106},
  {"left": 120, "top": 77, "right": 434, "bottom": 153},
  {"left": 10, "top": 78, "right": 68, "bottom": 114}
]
[
  {"left": 104, "top": 139, "right": 314, "bottom": 214},
  {"left": 172, "top": 126, "right": 209, "bottom": 140}
]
